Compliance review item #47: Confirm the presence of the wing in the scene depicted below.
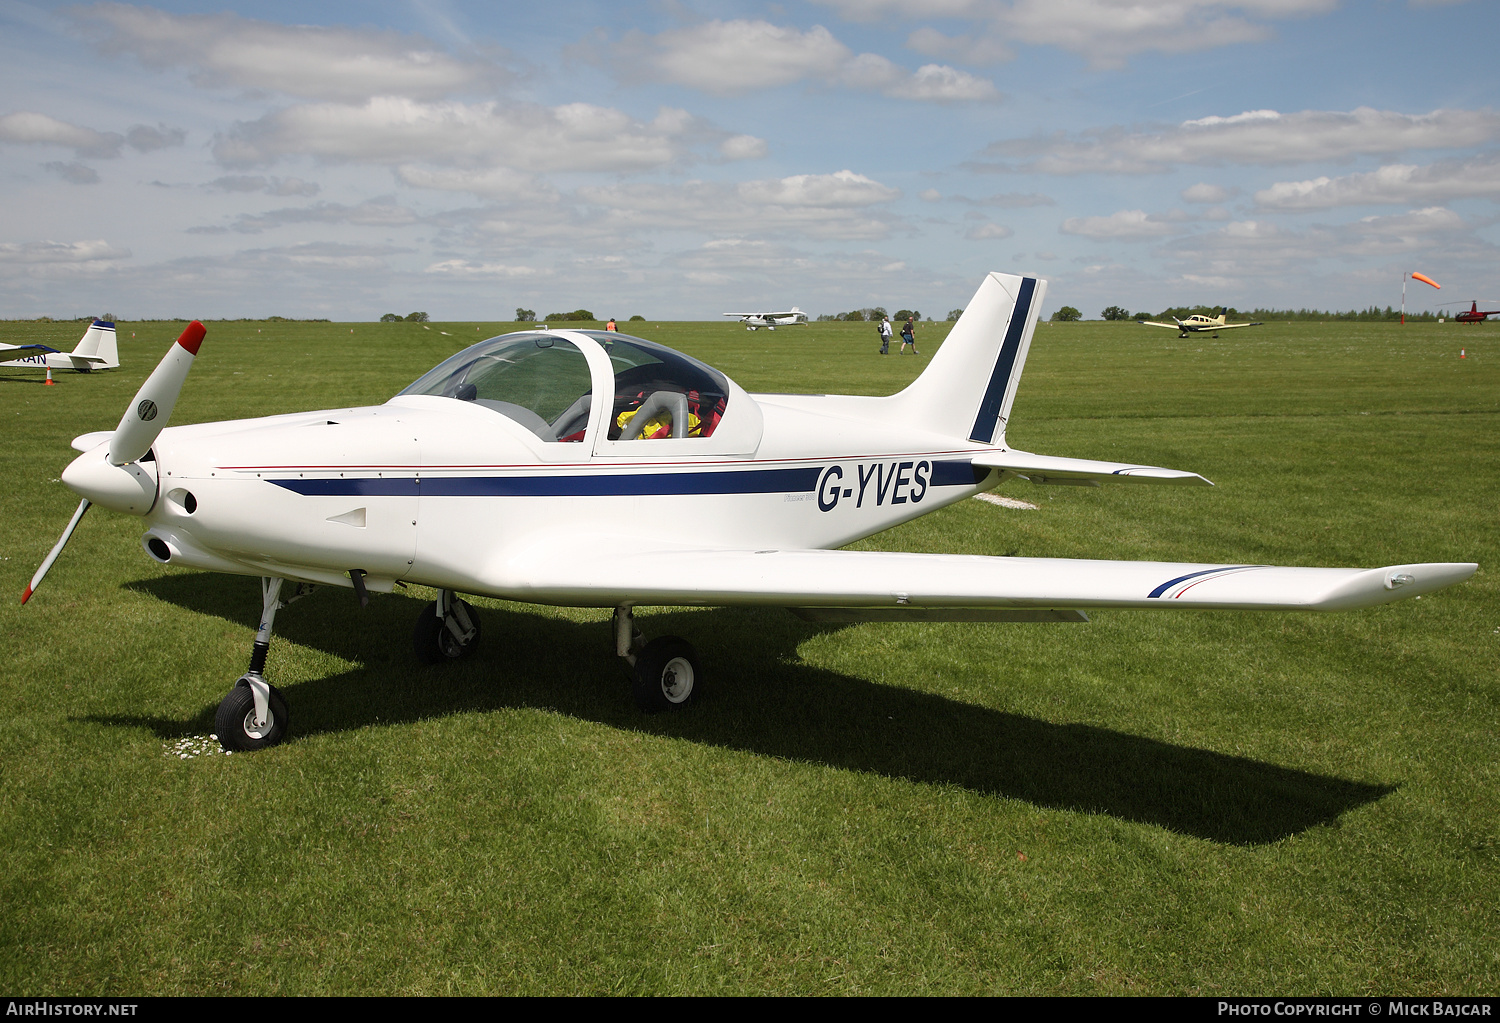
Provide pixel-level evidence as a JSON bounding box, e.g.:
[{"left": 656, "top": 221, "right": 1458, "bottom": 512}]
[
  {"left": 1139, "top": 321, "right": 1181, "bottom": 330},
  {"left": 1217, "top": 322, "right": 1263, "bottom": 330},
  {"left": 972, "top": 449, "right": 1211, "bottom": 487},
  {"left": 0, "top": 343, "right": 60, "bottom": 355},
  {"left": 493, "top": 540, "right": 1474, "bottom": 614}
]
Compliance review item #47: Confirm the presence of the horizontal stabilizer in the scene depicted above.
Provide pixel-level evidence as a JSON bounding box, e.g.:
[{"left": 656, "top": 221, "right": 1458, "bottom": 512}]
[{"left": 972, "top": 449, "right": 1212, "bottom": 486}]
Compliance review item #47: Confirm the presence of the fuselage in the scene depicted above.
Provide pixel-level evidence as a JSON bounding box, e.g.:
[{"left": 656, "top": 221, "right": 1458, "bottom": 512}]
[{"left": 70, "top": 329, "right": 1000, "bottom": 605}]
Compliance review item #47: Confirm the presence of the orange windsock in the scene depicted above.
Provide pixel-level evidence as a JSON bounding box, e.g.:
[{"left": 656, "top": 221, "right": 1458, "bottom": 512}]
[{"left": 1411, "top": 272, "right": 1441, "bottom": 289}]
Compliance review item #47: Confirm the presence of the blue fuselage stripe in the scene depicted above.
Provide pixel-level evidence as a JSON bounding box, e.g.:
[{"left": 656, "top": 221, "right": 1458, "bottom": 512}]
[
  {"left": 968, "top": 276, "right": 1036, "bottom": 444},
  {"left": 267, "top": 461, "right": 985, "bottom": 499}
]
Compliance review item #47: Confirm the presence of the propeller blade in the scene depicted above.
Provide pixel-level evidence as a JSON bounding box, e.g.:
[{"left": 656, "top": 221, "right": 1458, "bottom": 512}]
[
  {"left": 21, "top": 498, "right": 92, "bottom": 604},
  {"left": 108, "top": 321, "right": 205, "bottom": 467}
]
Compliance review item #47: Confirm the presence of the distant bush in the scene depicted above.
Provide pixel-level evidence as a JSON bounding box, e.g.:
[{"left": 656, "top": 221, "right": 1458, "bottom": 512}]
[
  {"left": 629, "top": 315, "right": 645, "bottom": 321},
  {"left": 1051, "top": 306, "right": 1081, "bottom": 322},
  {"left": 515, "top": 308, "right": 536, "bottom": 322},
  {"left": 1101, "top": 305, "right": 1131, "bottom": 321},
  {"left": 544, "top": 309, "right": 595, "bottom": 321},
  {"left": 893, "top": 309, "right": 921, "bottom": 322},
  {"left": 947, "top": 308, "right": 964, "bottom": 321},
  {"left": 404, "top": 311, "right": 429, "bottom": 323},
  {"left": 380, "top": 313, "right": 401, "bottom": 322}
]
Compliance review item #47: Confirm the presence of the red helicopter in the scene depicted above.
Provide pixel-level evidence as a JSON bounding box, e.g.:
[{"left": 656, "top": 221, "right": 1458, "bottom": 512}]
[{"left": 1452, "top": 300, "right": 1500, "bottom": 324}]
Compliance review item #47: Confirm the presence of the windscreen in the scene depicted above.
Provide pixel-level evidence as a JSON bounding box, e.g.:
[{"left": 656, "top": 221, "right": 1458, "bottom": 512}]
[{"left": 399, "top": 333, "right": 594, "bottom": 442}]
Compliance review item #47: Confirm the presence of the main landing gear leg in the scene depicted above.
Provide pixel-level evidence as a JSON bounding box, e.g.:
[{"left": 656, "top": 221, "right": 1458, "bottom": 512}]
[
  {"left": 613, "top": 605, "right": 700, "bottom": 713},
  {"left": 413, "top": 589, "right": 482, "bottom": 663},
  {"left": 216, "top": 576, "right": 290, "bottom": 751}
]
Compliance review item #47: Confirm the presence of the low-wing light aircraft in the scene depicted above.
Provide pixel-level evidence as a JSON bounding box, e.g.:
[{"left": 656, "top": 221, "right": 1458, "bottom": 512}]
[
  {"left": 24, "top": 273, "right": 1474, "bottom": 753},
  {"left": 1, "top": 319, "right": 119, "bottom": 373},
  {"left": 724, "top": 308, "right": 808, "bottom": 330},
  {"left": 1140, "top": 309, "right": 1263, "bottom": 338}
]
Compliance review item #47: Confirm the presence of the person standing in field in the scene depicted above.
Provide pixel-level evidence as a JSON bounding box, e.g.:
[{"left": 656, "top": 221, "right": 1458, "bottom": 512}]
[
  {"left": 878, "top": 315, "right": 892, "bottom": 355},
  {"left": 900, "top": 317, "right": 918, "bottom": 354},
  {"left": 606, "top": 317, "right": 618, "bottom": 332}
]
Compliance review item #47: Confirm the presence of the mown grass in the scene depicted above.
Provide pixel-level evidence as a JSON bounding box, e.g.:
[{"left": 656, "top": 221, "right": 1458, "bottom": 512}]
[{"left": 1, "top": 316, "right": 1495, "bottom": 994}]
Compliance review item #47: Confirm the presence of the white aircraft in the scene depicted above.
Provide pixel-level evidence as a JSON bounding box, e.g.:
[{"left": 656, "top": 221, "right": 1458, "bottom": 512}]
[
  {"left": 1141, "top": 309, "right": 1262, "bottom": 338},
  {"left": 1, "top": 319, "right": 120, "bottom": 373},
  {"left": 724, "top": 308, "right": 808, "bottom": 330},
  {"left": 23, "top": 273, "right": 1474, "bottom": 753}
]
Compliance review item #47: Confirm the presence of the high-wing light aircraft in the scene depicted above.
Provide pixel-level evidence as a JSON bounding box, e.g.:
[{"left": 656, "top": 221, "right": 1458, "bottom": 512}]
[
  {"left": 724, "top": 308, "right": 808, "bottom": 330},
  {"left": 1, "top": 319, "right": 119, "bottom": 373},
  {"left": 24, "top": 273, "right": 1474, "bottom": 753},
  {"left": 1140, "top": 309, "right": 1262, "bottom": 338}
]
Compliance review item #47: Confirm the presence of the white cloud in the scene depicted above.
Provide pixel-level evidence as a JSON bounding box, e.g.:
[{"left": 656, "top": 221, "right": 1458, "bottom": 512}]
[
  {"left": 0, "top": 239, "right": 130, "bottom": 264},
  {"left": 965, "top": 222, "right": 1014, "bottom": 240},
  {"left": 0, "top": 111, "right": 123, "bottom": 157},
  {"left": 395, "top": 166, "right": 552, "bottom": 201},
  {"left": 821, "top": 1, "right": 1335, "bottom": 69},
  {"left": 977, "top": 107, "right": 1500, "bottom": 174},
  {"left": 206, "top": 175, "right": 320, "bottom": 197},
  {"left": 214, "top": 98, "right": 698, "bottom": 174},
  {"left": 43, "top": 161, "right": 100, "bottom": 184},
  {"left": 1061, "top": 209, "right": 1183, "bottom": 239},
  {"left": 736, "top": 170, "right": 900, "bottom": 207},
  {"left": 1254, "top": 154, "right": 1500, "bottom": 210},
  {"left": 74, "top": 2, "right": 509, "bottom": 101},
  {"left": 720, "top": 134, "right": 768, "bottom": 160},
  {"left": 224, "top": 197, "right": 422, "bottom": 234},
  {"left": 1182, "top": 182, "right": 1231, "bottom": 203},
  {"left": 425, "top": 260, "right": 542, "bottom": 278},
  {"left": 1158, "top": 207, "right": 1482, "bottom": 279},
  {"left": 607, "top": 20, "right": 998, "bottom": 102},
  {"left": 578, "top": 171, "right": 901, "bottom": 240}
]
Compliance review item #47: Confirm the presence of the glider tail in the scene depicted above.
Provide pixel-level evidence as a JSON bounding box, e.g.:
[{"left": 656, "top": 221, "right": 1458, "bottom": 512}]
[
  {"left": 889, "top": 271, "right": 1046, "bottom": 445},
  {"left": 71, "top": 320, "right": 119, "bottom": 369}
]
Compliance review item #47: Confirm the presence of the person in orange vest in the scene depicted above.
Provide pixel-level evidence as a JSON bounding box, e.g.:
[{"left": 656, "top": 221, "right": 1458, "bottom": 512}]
[{"left": 606, "top": 317, "right": 618, "bottom": 332}]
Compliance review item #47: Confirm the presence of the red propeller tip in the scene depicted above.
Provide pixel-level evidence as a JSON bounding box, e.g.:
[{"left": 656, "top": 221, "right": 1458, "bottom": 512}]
[
  {"left": 176, "top": 320, "right": 206, "bottom": 356},
  {"left": 20, "top": 586, "right": 33, "bottom": 605}
]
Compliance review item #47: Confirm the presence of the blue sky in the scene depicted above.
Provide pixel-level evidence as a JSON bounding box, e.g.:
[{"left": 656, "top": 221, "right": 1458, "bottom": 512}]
[{"left": 1, "top": 0, "right": 1496, "bottom": 321}]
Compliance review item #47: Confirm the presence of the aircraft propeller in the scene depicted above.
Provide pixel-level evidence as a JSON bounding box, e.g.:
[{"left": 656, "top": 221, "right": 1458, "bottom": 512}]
[{"left": 21, "top": 321, "right": 205, "bottom": 604}]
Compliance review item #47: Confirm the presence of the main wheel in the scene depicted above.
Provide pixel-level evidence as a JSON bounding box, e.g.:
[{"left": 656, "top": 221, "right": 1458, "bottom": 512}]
[
  {"left": 215, "top": 681, "right": 289, "bottom": 751},
  {"left": 632, "top": 636, "right": 698, "bottom": 713},
  {"left": 413, "top": 598, "right": 482, "bottom": 664}
]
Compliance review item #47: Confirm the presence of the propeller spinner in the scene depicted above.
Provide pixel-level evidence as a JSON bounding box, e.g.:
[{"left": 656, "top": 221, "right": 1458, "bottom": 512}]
[{"left": 21, "top": 321, "right": 205, "bottom": 604}]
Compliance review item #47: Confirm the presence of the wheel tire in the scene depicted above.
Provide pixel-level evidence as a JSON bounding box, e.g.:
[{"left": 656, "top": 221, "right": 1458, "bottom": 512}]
[
  {"left": 215, "top": 681, "right": 289, "bottom": 752},
  {"left": 632, "top": 636, "right": 698, "bottom": 713},
  {"left": 413, "top": 598, "right": 482, "bottom": 664}
]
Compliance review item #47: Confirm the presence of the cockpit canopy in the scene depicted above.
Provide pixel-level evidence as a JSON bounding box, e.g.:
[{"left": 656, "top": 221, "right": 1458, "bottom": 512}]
[{"left": 399, "top": 330, "right": 734, "bottom": 445}]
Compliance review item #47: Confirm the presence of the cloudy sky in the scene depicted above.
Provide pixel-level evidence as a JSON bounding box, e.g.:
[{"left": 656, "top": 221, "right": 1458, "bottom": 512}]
[{"left": 2, "top": 0, "right": 1496, "bottom": 321}]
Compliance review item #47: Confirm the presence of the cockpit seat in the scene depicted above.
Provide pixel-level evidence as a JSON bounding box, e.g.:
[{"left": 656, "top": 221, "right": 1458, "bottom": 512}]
[{"left": 619, "top": 390, "right": 690, "bottom": 440}]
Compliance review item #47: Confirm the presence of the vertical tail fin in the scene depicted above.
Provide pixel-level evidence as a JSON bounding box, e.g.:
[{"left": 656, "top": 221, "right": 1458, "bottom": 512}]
[
  {"left": 71, "top": 320, "right": 119, "bottom": 369},
  {"left": 889, "top": 272, "right": 1046, "bottom": 445}
]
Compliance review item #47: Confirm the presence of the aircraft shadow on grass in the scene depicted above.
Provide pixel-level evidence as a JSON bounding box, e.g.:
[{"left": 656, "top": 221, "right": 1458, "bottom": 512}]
[{"left": 93, "top": 571, "right": 1392, "bottom": 847}]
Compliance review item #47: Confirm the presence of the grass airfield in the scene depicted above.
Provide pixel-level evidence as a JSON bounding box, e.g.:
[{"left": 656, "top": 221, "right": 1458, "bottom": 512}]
[{"left": 0, "top": 315, "right": 1495, "bottom": 995}]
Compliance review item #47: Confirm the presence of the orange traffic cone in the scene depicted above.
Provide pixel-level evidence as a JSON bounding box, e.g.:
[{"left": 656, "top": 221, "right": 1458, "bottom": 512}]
[
  {"left": 1460, "top": 349, "right": 1467, "bottom": 359},
  {"left": 44, "top": 368, "right": 55, "bottom": 386}
]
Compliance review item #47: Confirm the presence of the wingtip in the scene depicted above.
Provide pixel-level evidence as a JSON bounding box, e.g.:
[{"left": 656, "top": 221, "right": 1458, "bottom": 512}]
[{"left": 20, "top": 585, "right": 32, "bottom": 605}]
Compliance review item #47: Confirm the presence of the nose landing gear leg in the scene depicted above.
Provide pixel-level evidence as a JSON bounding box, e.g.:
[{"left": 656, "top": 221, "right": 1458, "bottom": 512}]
[{"left": 216, "top": 576, "right": 290, "bottom": 751}]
